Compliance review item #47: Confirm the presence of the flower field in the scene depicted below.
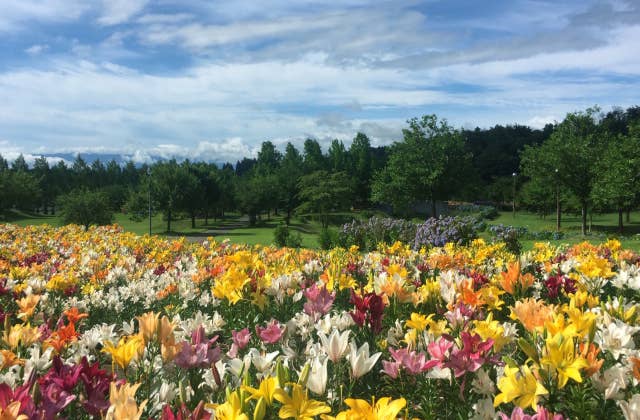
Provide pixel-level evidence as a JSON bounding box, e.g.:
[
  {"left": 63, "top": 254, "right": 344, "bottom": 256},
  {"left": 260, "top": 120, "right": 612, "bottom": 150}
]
[{"left": 1, "top": 224, "right": 640, "bottom": 419}]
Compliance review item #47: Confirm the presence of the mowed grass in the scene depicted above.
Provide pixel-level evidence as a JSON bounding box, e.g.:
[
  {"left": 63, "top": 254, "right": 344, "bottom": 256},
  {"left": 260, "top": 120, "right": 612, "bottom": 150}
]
[
  {"left": 3, "top": 208, "right": 640, "bottom": 251},
  {"left": 485, "top": 210, "right": 640, "bottom": 251},
  {"left": 1, "top": 210, "right": 320, "bottom": 248}
]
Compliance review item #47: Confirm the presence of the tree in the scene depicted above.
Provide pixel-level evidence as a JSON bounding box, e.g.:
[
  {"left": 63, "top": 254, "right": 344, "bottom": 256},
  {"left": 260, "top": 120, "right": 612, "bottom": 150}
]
[
  {"left": 255, "top": 141, "right": 282, "bottom": 175},
  {"left": 0, "top": 169, "right": 41, "bottom": 212},
  {"left": 297, "top": 170, "right": 353, "bottom": 228},
  {"left": 349, "top": 133, "right": 373, "bottom": 207},
  {"left": 235, "top": 173, "right": 270, "bottom": 226},
  {"left": 278, "top": 143, "right": 304, "bottom": 225},
  {"left": 179, "top": 161, "right": 207, "bottom": 229},
  {"left": 11, "top": 154, "right": 29, "bottom": 172},
  {"left": 303, "top": 139, "right": 326, "bottom": 173},
  {"left": 520, "top": 108, "right": 603, "bottom": 235},
  {"left": 152, "top": 160, "right": 195, "bottom": 232},
  {"left": 57, "top": 189, "right": 114, "bottom": 228},
  {"left": 0, "top": 154, "right": 8, "bottom": 172},
  {"left": 33, "top": 156, "right": 53, "bottom": 214},
  {"left": 328, "top": 139, "right": 350, "bottom": 172},
  {"left": 255, "top": 141, "right": 283, "bottom": 216},
  {"left": 72, "top": 155, "right": 91, "bottom": 189},
  {"left": 592, "top": 128, "right": 640, "bottom": 232},
  {"left": 372, "top": 115, "right": 470, "bottom": 217}
]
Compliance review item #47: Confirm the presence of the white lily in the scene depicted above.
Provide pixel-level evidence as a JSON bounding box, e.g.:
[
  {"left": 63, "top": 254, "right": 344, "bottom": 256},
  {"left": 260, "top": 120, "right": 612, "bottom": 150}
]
[
  {"left": 249, "top": 348, "right": 280, "bottom": 373},
  {"left": 618, "top": 394, "right": 640, "bottom": 420},
  {"left": 306, "top": 356, "right": 328, "bottom": 395},
  {"left": 347, "top": 341, "right": 381, "bottom": 379},
  {"left": 318, "top": 329, "right": 350, "bottom": 362}
]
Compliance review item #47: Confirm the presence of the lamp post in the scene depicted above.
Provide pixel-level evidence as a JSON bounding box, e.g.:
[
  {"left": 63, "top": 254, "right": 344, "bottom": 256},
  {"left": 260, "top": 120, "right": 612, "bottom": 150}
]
[
  {"left": 147, "top": 167, "right": 152, "bottom": 236},
  {"left": 555, "top": 168, "right": 560, "bottom": 231},
  {"left": 512, "top": 172, "right": 517, "bottom": 219}
]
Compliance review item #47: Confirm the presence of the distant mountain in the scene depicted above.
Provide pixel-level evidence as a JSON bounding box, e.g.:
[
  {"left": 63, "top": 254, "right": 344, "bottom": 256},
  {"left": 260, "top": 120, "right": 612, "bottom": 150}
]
[{"left": 40, "top": 152, "right": 226, "bottom": 167}]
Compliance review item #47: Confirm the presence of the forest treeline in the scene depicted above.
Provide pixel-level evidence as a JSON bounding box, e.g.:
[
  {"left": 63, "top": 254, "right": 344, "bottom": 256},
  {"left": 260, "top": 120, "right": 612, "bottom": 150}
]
[{"left": 1, "top": 105, "right": 638, "bottom": 233}]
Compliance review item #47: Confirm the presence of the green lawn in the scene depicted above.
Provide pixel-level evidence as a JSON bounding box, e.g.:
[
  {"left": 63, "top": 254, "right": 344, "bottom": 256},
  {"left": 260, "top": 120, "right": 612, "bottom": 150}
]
[
  {"left": 485, "top": 210, "right": 640, "bottom": 251},
  {"left": 3, "top": 208, "right": 640, "bottom": 251},
  {"left": 0, "top": 210, "right": 320, "bottom": 248}
]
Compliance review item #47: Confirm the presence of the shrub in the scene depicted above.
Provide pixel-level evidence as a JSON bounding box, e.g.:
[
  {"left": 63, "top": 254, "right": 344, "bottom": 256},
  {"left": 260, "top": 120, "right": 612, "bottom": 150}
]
[
  {"left": 414, "top": 216, "right": 481, "bottom": 249},
  {"left": 489, "top": 224, "right": 527, "bottom": 255},
  {"left": 286, "top": 232, "right": 303, "bottom": 248},
  {"left": 319, "top": 228, "right": 339, "bottom": 250},
  {"left": 274, "top": 224, "right": 290, "bottom": 247},
  {"left": 339, "top": 217, "right": 417, "bottom": 251}
]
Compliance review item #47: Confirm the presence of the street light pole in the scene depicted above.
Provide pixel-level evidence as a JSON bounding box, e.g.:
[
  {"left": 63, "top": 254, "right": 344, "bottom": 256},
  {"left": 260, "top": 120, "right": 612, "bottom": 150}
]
[
  {"left": 512, "top": 172, "right": 517, "bottom": 219},
  {"left": 147, "top": 168, "right": 152, "bottom": 236},
  {"left": 555, "top": 168, "right": 560, "bottom": 232}
]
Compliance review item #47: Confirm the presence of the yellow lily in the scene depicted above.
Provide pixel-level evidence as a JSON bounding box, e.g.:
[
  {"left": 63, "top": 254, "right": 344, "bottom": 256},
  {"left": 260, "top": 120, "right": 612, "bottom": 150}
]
[
  {"left": 103, "top": 334, "right": 145, "bottom": 370},
  {"left": 273, "top": 383, "right": 330, "bottom": 420},
  {"left": 540, "top": 333, "right": 588, "bottom": 389},
  {"left": 494, "top": 364, "right": 548, "bottom": 411}
]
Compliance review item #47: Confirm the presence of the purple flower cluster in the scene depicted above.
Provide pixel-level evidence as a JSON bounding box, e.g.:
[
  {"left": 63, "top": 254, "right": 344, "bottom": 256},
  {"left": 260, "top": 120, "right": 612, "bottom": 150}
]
[
  {"left": 340, "top": 217, "right": 417, "bottom": 251},
  {"left": 413, "top": 216, "right": 481, "bottom": 249}
]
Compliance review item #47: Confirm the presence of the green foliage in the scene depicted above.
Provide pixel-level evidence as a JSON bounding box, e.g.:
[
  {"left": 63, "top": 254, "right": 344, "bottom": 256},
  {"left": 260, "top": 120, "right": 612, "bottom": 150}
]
[
  {"left": 297, "top": 170, "right": 353, "bottom": 228},
  {"left": 56, "top": 189, "right": 114, "bottom": 228},
  {"left": 273, "top": 223, "right": 289, "bottom": 247},
  {"left": 521, "top": 108, "right": 604, "bottom": 235},
  {"left": 371, "top": 115, "right": 472, "bottom": 217},
  {"left": 318, "top": 227, "right": 339, "bottom": 250},
  {"left": 591, "top": 128, "right": 640, "bottom": 231},
  {"left": 0, "top": 169, "right": 41, "bottom": 211}
]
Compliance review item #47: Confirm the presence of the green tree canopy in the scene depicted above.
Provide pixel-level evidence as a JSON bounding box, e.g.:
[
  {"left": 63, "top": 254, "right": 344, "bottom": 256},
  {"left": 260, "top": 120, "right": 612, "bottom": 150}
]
[
  {"left": 297, "top": 170, "right": 353, "bottom": 228},
  {"left": 372, "top": 115, "right": 470, "bottom": 217},
  {"left": 57, "top": 189, "right": 114, "bottom": 229}
]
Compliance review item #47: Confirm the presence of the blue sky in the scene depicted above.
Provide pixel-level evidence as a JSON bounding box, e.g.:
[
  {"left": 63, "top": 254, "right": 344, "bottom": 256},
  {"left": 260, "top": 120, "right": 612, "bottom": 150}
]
[{"left": 1, "top": 0, "right": 639, "bottom": 164}]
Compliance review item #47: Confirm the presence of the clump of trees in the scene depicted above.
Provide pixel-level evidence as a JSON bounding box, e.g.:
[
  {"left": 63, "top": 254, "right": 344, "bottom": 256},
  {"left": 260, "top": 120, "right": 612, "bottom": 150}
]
[
  {"left": 1, "top": 105, "right": 638, "bottom": 234},
  {"left": 520, "top": 106, "right": 640, "bottom": 233}
]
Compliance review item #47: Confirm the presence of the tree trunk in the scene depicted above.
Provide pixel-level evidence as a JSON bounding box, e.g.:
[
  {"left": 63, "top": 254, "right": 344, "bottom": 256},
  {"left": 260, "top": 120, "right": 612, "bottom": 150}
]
[
  {"left": 167, "top": 209, "right": 171, "bottom": 233},
  {"left": 581, "top": 204, "right": 587, "bottom": 236},
  {"left": 431, "top": 199, "right": 437, "bottom": 219},
  {"left": 286, "top": 209, "right": 291, "bottom": 226},
  {"left": 205, "top": 210, "right": 209, "bottom": 226},
  {"left": 619, "top": 208, "right": 624, "bottom": 233},
  {"left": 191, "top": 214, "right": 196, "bottom": 229}
]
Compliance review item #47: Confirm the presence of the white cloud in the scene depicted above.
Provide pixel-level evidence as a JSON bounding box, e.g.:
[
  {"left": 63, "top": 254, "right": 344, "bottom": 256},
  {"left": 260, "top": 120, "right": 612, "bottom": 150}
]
[
  {"left": 98, "top": 0, "right": 149, "bottom": 26},
  {"left": 0, "top": 0, "right": 88, "bottom": 32},
  {"left": 25, "top": 44, "right": 48, "bottom": 55}
]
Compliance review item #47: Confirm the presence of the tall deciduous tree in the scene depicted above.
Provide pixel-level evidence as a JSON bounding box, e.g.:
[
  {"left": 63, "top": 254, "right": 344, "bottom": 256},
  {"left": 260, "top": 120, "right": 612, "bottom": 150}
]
[
  {"left": 349, "top": 133, "right": 373, "bottom": 207},
  {"left": 297, "top": 170, "right": 353, "bottom": 228},
  {"left": 521, "top": 108, "right": 603, "bottom": 235},
  {"left": 592, "top": 126, "right": 640, "bottom": 232},
  {"left": 278, "top": 143, "right": 303, "bottom": 225},
  {"left": 152, "top": 160, "right": 196, "bottom": 232},
  {"left": 372, "top": 115, "right": 470, "bottom": 217}
]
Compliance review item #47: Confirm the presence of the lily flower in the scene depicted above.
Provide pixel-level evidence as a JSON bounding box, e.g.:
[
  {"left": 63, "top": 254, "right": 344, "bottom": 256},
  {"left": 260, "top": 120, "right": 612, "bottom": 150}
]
[
  {"left": 306, "top": 357, "right": 328, "bottom": 395},
  {"left": 256, "top": 320, "right": 285, "bottom": 345},
  {"left": 348, "top": 341, "right": 381, "bottom": 379},
  {"left": 317, "top": 329, "right": 350, "bottom": 363}
]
